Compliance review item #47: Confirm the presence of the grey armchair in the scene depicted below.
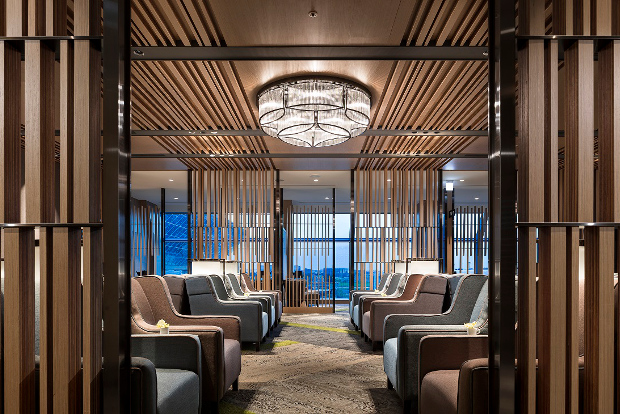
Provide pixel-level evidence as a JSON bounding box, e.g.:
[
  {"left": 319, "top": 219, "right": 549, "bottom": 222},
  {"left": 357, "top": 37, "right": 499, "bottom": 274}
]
[
  {"left": 352, "top": 273, "right": 406, "bottom": 328},
  {"left": 224, "top": 273, "right": 278, "bottom": 328},
  {"left": 382, "top": 274, "right": 488, "bottom": 413},
  {"left": 240, "top": 273, "right": 283, "bottom": 322},
  {"left": 131, "top": 334, "right": 202, "bottom": 413},
  {"left": 361, "top": 275, "right": 448, "bottom": 350},
  {"left": 185, "top": 275, "right": 269, "bottom": 350}
]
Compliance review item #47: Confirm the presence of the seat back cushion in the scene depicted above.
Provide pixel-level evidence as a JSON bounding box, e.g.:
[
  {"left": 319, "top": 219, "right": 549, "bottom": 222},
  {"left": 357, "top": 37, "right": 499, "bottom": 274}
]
[
  {"left": 412, "top": 275, "right": 449, "bottom": 312},
  {"left": 163, "top": 275, "right": 188, "bottom": 314},
  {"left": 134, "top": 276, "right": 178, "bottom": 323},
  {"left": 377, "top": 273, "right": 391, "bottom": 291},
  {"left": 210, "top": 275, "right": 232, "bottom": 299},
  {"left": 226, "top": 273, "right": 245, "bottom": 296},
  {"left": 400, "top": 274, "right": 424, "bottom": 300},
  {"left": 384, "top": 273, "right": 403, "bottom": 295},
  {"left": 469, "top": 280, "right": 489, "bottom": 330},
  {"left": 185, "top": 276, "right": 217, "bottom": 314}
]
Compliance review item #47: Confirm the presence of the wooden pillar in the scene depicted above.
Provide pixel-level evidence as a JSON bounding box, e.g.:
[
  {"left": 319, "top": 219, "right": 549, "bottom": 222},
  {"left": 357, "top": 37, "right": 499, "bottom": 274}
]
[{"left": 3, "top": 228, "right": 35, "bottom": 413}]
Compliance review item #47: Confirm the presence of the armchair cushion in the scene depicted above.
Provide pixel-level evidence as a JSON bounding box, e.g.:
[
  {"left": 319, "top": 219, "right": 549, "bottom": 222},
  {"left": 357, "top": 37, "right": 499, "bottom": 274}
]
[
  {"left": 420, "top": 370, "right": 458, "bottom": 414},
  {"left": 224, "top": 339, "right": 242, "bottom": 391},
  {"left": 156, "top": 369, "right": 200, "bottom": 414},
  {"left": 383, "top": 338, "right": 399, "bottom": 389}
]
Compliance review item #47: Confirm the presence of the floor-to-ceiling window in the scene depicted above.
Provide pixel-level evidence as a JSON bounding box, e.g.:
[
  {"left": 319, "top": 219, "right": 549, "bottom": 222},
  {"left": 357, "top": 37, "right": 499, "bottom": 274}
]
[{"left": 163, "top": 213, "right": 189, "bottom": 275}]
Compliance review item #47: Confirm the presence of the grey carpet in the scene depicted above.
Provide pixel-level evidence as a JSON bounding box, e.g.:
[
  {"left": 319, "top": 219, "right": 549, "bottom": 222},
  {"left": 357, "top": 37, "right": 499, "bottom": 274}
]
[{"left": 220, "top": 309, "right": 402, "bottom": 414}]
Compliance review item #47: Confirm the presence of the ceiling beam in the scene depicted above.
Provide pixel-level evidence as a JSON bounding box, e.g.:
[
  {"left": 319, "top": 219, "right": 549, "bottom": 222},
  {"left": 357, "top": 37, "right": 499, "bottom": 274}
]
[
  {"left": 131, "top": 153, "right": 488, "bottom": 159},
  {"left": 131, "top": 129, "right": 489, "bottom": 137},
  {"left": 130, "top": 46, "right": 489, "bottom": 61}
]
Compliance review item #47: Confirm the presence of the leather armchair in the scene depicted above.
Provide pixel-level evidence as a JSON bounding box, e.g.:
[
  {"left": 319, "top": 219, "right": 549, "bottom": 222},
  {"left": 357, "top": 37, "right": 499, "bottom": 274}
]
[
  {"left": 131, "top": 275, "right": 242, "bottom": 411},
  {"left": 184, "top": 275, "right": 269, "bottom": 350},
  {"left": 361, "top": 275, "right": 448, "bottom": 350},
  {"left": 382, "top": 274, "right": 488, "bottom": 412}
]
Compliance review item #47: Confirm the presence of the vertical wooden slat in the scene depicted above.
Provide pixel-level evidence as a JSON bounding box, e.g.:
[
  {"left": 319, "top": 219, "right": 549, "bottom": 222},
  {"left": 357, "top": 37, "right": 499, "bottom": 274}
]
[
  {"left": 517, "top": 35, "right": 545, "bottom": 414},
  {"left": 25, "top": 41, "right": 55, "bottom": 223},
  {"left": 544, "top": 40, "right": 559, "bottom": 222},
  {"left": 45, "top": 0, "right": 66, "bottom": 35},
  {"left": 52, "top": 227, "right": 82, "bottom": 412},
  {"left": 38, "top": 227, "right": 53, "bottom": 413},
  {"left": 592, "top": 0, "right": 612, "bottom": 35},
  {"left": 27, "top": 0, "right": 45, "bottom": 35},
  {"left": 564, "top": 42, "right": 594, "bottom": 222},
  {"left": 4, "top": 228, "right": 35, "bottom": 413},
  {"left": 583, "top": 226, "right": 614, "bottom": 414},
  {"left": 5, "top": 0, "right": 26, "bottom": 36},
  {"left": 537, "top": 227, "right": 566, "bottom": 414},
  {"left": 59, "top": 40, "right": 74, "bottom": 223},
  {"left": 0, "top": 42, "right": 21, "bottom": 223}
]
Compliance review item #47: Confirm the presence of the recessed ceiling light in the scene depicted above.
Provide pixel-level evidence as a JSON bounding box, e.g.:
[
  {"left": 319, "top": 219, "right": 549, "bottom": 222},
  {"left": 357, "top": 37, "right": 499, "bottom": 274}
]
[
  {"left": 174, "top": 197, "right": 179, "bottom": 200},
  {"left": 308, "top": 10, "right": 318, "bottom": 17},
  {"left": 325, "top": 197, "right": 329, "bottom": 200},
  {"left": 209, "top": 154, "right": 215, "bottom": 157},
  {"left": 314, "top": 179, "right": 319, "bottom": 182},
  {"left": 169, "top": 179, "right": 174, "bottom": 182},
  {"left": 210, "top": 131, "right": 218, "bottom": 134},
  {"left": 459, "top": 179, "right": 465, "bottom": 182},
  {"left": 387, "top": 179, "right": 391, "bottom": 182},
  {"left": 475, "top": 197, "right": 480, "bottom": 200}
]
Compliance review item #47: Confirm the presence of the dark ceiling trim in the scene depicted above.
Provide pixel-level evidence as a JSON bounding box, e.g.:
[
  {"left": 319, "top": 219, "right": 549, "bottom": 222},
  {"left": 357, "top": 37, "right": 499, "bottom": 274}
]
[
  {"left": 131, "top": 129, "right": 489, "bottom": 137},
  {"left": 130, "top": 46, "right": 489, "bottom": 61},
  {"left": 131, "top": 153, "right": 488, "bottom": 159}
]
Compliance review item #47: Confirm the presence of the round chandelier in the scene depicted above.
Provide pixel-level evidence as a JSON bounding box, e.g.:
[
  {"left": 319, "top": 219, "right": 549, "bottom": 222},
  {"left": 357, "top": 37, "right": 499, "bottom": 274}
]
[{"left": 257, "top": 77, "right": 371, "bottom": 147}]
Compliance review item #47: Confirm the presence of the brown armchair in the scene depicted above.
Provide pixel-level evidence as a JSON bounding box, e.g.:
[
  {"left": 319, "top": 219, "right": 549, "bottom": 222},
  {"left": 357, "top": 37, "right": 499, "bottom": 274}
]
[
  {"left": 131, "top": 275, "right": 242, "bottom": 412},
  {"left": 361, "top": 275, "right": 448, "bottom": 350}
]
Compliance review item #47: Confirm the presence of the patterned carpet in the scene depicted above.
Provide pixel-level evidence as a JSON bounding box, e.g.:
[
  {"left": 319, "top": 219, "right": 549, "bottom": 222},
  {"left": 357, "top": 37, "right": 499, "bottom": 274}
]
[{"left": 220, "top": 308, "right": 402, "bottom": 414}]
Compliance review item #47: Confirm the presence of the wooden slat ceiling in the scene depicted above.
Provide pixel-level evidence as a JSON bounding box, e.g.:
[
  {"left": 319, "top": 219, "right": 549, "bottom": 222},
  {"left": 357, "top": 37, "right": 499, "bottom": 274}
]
[{"left": 130, "top": 0, "right": 490, "bottom": 170}]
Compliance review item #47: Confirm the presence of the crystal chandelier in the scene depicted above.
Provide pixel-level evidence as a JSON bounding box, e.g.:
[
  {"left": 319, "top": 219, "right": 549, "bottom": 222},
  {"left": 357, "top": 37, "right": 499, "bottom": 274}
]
[{"left": 258, "top": 77, "right": 371, "bottom": 147}]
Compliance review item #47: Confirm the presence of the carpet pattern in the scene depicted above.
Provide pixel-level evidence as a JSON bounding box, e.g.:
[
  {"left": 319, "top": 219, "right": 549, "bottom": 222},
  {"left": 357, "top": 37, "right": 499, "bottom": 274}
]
[{"left": 221, "top": 309, "right": 402, "bottom": 414}]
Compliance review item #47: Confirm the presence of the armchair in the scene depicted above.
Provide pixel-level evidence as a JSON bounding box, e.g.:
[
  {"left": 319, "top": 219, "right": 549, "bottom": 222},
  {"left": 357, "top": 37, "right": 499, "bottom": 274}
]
[
  {"left": 225, "top": 273, "right": 277, "bottom": 328},
  {"left": 131, "top": 276, "right": 242, "bottom": 411},
  {"left": 348, "top": 273, "right": 392, "bottom": 314},
  {"left": 240, "top": 273, "right": 283, "bottom": 322},
  {"left": 131, "top": 334, "right": 203, "bottom": 413},
  {"left": 361, "top": 275, "right": 448, "bottom": 350},
  {"left": 350, "top": 273, "right": 401, "bottom": 322},
  {"left": 184, "top": 275, "right": 269, "bottom": 349},
  {"left": 382, "top": 274, "right": 488, "bottom": 412},
  {"left": 352, "top": 273, "right": 406, "bottom": 328}
]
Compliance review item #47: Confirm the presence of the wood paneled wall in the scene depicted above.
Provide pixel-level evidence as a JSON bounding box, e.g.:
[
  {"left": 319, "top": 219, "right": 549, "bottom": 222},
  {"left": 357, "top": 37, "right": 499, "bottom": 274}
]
[
  {"left": 189, "top": 169, "right": 276, "bottom": 283},
  {"left": 351, "top": 169, "right": 440, "bottom": 290},
  {"left": 130, "top": 198, "right": 162, "bottom": 277},
  {"left": 517, "top": 3, "right": 619, "bottom": 413},
  {"left": 0, "top": 1, "right": 103, "bottom": 412}
]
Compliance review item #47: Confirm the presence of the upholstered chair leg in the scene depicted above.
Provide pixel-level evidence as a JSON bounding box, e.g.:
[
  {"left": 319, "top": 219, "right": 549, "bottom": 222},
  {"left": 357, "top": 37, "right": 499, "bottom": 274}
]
[
  {"left": 232, "top": 379, "right": 239, "bottom": 391},
  {"left": 372, "top": 341, "right": 379, "bottom": 352},
  {"left": 205, "top": 401, "right": 219, "bottom": 413},
  {"left": 387, "top": 378, "right": 393, "bottom": 390},
  {"left": 255, "top": 342, "right": 261, "bottom": 352}
]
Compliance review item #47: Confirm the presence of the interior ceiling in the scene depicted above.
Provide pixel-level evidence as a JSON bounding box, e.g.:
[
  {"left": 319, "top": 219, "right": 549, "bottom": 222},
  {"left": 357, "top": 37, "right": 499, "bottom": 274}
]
[{"left": 129, "top": 0, "right": 490, "bottom": 171}]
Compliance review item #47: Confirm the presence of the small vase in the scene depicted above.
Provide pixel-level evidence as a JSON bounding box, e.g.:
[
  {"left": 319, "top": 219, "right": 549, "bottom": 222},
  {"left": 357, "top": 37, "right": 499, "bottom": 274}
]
[
  {"left": 160, "top": 327, "right": 169, "bottom": 335},
  {"left": 467, "top": 326, "right": 476, "bottom": 336}
]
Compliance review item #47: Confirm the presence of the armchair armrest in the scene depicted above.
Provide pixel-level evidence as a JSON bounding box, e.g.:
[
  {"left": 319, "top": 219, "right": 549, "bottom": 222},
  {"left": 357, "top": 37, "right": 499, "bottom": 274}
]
[
  {"left": 457, "top": 358, "right": 490, "bottom": 414},
  {"left": 383, "top": 313, "right": 463, "bottom": 342},
  {"left": 131, "top": 357, "right": 157, "bottom": 414},
  {"left": 167, "top": 314, "right": 241, "bottom": 342},
  {"left": 132, "top": 334, "right": 202, "bottom": 375},
  {"left": 418, "top": 335, "right": 488, "bottom": 383}
]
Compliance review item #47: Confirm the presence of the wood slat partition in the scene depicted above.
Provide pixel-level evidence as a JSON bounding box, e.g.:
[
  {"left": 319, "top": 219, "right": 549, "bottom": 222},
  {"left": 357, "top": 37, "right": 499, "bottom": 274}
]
[
  {"left": 130, "top": 198, "right": 162, "bottom": 276},
  {"left": 453, "top": 206, "right": 488, "bottom": 274},
  {"left": 0, "top": 1, "right": 104, "bottom": 412},
  {"left": 282, "top": 203, "right": 334, "bottom": 311},
  {"left": 190, "top": 169, "right": 276, "bottom": 283},
  {"left": 352, "top": 169, "right": 440, "bottom": 290}
]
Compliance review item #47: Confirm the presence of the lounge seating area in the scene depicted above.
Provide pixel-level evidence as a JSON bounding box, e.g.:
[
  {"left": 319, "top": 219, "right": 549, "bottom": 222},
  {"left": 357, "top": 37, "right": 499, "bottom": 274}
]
[{"left": 4, "top": 1, "right": 619, "bottom": 413}]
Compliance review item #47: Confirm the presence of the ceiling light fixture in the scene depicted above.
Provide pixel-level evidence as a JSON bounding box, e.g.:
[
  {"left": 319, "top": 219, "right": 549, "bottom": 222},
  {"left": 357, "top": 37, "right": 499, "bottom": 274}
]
[
  {"left": 475, "top": 197, "right": 480, "bottom": 200},
  {"left": 169, "top": 179, "right": 174, "bottom": 182},
  {"left": 314, "top": 179, "right": 319, "bottom": 182},
  {"left": 459, "top": 179, "right": 465, "bottom": 182},
  {"left": 258, "top": 77, "right": 371, "bottom": 147},
  {"left": 174, "top": 197, "right": 179, "bottom": 200}
]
